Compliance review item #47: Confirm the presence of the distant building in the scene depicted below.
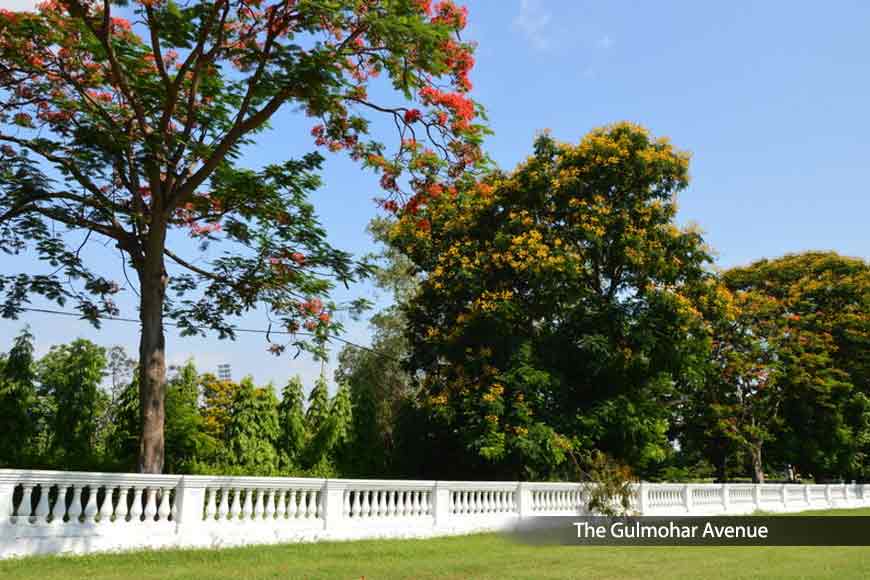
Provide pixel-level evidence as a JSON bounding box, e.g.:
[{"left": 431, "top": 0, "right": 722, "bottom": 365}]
[{"left": 217, "top": 363, "right": 232, "bottom": 381}]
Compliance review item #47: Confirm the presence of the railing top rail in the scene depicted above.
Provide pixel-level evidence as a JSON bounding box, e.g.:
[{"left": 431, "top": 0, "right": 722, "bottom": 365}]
[
  {"left": 0, "top": 468, "right": 183, "bottom": 487},
  {"left": 181, "top": 474, "right": 326, "bottom": 488}
]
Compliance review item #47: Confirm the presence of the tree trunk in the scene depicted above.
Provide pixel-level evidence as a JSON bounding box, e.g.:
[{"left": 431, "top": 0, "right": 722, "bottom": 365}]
[
  {"left": 137, "top": 232, "right": 168, "bottom": 474},
  {"left": 750, "top": 445, "right": 764, "bottom": 484}
]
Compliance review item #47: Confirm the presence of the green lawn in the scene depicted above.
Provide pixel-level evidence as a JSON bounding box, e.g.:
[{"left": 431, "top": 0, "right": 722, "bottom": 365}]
[{"left": 2, "top": 508, "right": 869, "bottom": 580}]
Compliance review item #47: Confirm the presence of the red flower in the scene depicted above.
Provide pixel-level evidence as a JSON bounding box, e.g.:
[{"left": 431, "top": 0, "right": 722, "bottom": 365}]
[
  {"left": 404, "top": 108, "right": 422, "bottom": 124},
  {"left": 290, "top": 252, "right": 305, "bottom": 265}
]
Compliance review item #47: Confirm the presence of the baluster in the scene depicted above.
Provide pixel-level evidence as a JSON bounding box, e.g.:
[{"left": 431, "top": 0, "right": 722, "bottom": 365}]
[
  {"left": 143, "top": 488, "right": 158, "bottom": 522},
  {"left": 462, "top": 491, "right": 470, "bottom": 514},
  {"left": 396, "top": 491, "right": 406, "bottom": 517},
  {"left": 242, "top": 489, "right": 254, "bottom": 520},
  {"left": 81, "top": 486, "right": 98, "bottom": 523},
  {"left": 253, "top": 489, "right": 265, "bottom": 520},
  {"left": 204, "top": 488, "right": 216, "bottom": 520},
  {"left": 97, "top": 486, "right": 114, "bottom": 523},
  {"left": 385, "top": 491, "right": 394, "bottom": 517},
  {"left": 68, "top": 485, "right": 84, "bottom": 524},
  {"left": 128, "top": 487, "right": 143, "bottom": 523},
  {"left": 369, "top": 491, "right": 379, "bottom": 517},
  {"left": 305, "top": 490, "right": 315, "bottom": 519},
  {"left": 287, "top": 490, "right": 298, "bottom": 519},
  {"left": 264, "top": 489, "right": 275, "bottom": 519},
  {"left": 403, "top": 491, "right": 411, "bottom": 517},
  {"left": 18, "top": 484, "right": 34, "bottom": 524},
  {"left": 352, "top": 490, "right": 362, "bottom": 518},
  {"left": 299, "top": 490, "right": 309, "bottom": 519},
  {"left": 455, "top": 492, "right": 463, "bottom": 514},
  {"left": 343, "top": 491, "right": 351, "bottom": 518},
  {"left": 229, "top": 488, "right": 242, "bottom": 520},
  {"left": 411, "top": 491, "right": 420, "bottom": 516},
  {"left": 361, "top": 490, "right": 371, "bottom": 518},
  {"left": 371, "top": 490, "right": 379, "bottom": 517},
  {"left": 217, "top": 488, "right": 229, "bottom": 521},
  {"left": 496, "top": 491, "right": 504, "bottom": 512},
  {"left": 422, "top": 491, "right": 431, "bottom": 515},
  {"left": 157, "top": 488, "right": 172, "bottom": 522},
  {"left": 51, "top": 484, "right": 69, "bottom": 524},
  {"left": 116, "top": 487, "right": 130, "bottom": 523},
  {"left": 275, "top": 490, "right": 287, "bottom": 520},
  {"left": 34, "top": 484, "right": 51, "bottom": 524},
  {"left": 315, "top": 491, "right": 322, "bottom": 519}
]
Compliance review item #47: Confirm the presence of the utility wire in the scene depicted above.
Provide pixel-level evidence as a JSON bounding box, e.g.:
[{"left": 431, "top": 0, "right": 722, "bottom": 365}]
[{"left": 15, "top": 306, "right": 400, "bottom": 362}]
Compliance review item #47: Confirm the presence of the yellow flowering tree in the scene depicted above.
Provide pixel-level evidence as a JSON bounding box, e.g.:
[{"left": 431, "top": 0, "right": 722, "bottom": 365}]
[{"left": 390, "top": 123, "right": 718, "bottom": 479}]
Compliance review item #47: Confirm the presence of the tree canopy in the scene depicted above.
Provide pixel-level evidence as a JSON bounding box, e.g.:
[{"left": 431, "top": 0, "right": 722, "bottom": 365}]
[
  {"left": 0, "top": 0, "right": 484, "bottom": 472},
  {"left": 389, "top": 123, "right": 721, "bottom": 479}
]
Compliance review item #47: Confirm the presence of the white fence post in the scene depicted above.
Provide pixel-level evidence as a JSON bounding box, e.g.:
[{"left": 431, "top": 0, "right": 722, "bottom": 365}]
[
  {"left": 825, "top": 484, "right": 832, "bottom": 507},
  {"left": 173, "top": 476, "right": 205, "bottom": 527},
  {"left": 636, "top": 482, "right": 647, "bottom": 515},
  {"left": 0, "top": 477, "right": 14, "bottom": 523},
  {"left": 517, "top": 482, "right": 532, "bottom": 518},
  {"left": 432, "top": 482, "right": 451, "bottom": 527},
  {"left": 683, "top": 484, "right": 693, "bottom": 513},
  {"left": 722, "top": 483, "right": 730, "bottom": 513},
  {"left": 322, "top": 480, "right": 344, "bottom": 530}
]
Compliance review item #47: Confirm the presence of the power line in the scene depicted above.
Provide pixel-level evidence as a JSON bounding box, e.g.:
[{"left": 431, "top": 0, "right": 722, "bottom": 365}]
[{"left": 14, "top": 306, "right": 400, "bottom": 362}]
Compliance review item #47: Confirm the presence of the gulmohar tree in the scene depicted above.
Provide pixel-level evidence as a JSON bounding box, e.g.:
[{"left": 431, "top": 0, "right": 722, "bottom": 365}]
[
  {"left": 0, "top": 0, "right": 483, "bottom": 472},
  {"left": 722, "top": 252, "right": 870, "bottom": 481},
  {"left": 390, "top": 123, "right": 720, "bottom": 479}
]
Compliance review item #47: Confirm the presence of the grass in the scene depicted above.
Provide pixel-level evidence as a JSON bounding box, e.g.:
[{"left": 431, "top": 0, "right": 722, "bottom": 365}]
[{"left": 1, "top": 507, "right": 869, "bottom": 579}]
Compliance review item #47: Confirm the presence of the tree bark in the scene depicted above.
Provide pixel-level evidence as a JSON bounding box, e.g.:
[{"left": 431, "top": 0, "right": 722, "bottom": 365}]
[
  {"left": 137, "top": 226, "right": 169, "bottom": 474},
  {"left": 750, "top": 445, "right": 764, "bottom": 484}
]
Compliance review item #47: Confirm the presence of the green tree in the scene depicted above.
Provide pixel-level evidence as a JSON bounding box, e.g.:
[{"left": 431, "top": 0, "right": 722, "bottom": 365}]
[
  {"left": 37, "top": 338, "right": 108, "bottom": 466},
  {"left": 722, "top": 252, "right": 870, "bottom": 481},
  {"left": 0, "top": 0, "right": 483, "bottom": 472},
  {"left": 0, "top": 328, "right": 38, "bottom": 466},
  {"left": 164, "top": 360, "right": 214, "bottom": 473},
  {"left": 335, "top": 218, "right": 417, "bottom": 476},
  {"left": 390, "top": 124, "right": 717, "bottom": 479},
  {"left": 277, "top": 376, "right": 307, "bottom": 471},
  {"left": 223, "top": 377, "right": 280, "bottom": 475}
]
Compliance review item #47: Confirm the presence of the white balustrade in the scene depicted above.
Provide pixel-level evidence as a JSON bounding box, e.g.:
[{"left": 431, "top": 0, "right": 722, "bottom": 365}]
[{"left": 2, "top": 468, "right": 868, "bottom": 558}]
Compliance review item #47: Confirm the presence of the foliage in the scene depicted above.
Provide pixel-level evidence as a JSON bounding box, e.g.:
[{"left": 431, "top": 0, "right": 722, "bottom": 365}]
[
  {"left": 164, "top": 361, "right": 215, "bottom": 473},
  {"left": 389, "top": 123, "right": 717, "bottom": 479},
  {"left": 0, "top": 0, "right": 484, "bottom": 472},
  {"left": 37, "top": 338, "right": 108, "bottom": 467},
  {"left": 277, "top": 376, "right": 307, "bottom": 469},
  {"left": 222, "top": 377, "right": 281, "bottom": 475},
  {"left": 722, "top": 252, "right": 870, "bottom": 481},
  {"left": 0, "top": 328, "right": 38, "bottom": 466},
  {"left": 582, "top": 451, "right": 637, "bottom": 516},
  {"left": 334, "top": 218, "right": 417, "bottom": 476}
]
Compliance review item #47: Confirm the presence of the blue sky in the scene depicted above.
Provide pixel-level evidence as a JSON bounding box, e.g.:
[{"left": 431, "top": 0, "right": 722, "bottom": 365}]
[{"left": 2, "top": 1, "right": 868, "bottom": 393}]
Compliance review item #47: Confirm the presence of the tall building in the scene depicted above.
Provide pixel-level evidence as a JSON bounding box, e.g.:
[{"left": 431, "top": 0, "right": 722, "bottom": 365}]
[{"left": 217, "top": 363, "right": 232, "bottom": 381}]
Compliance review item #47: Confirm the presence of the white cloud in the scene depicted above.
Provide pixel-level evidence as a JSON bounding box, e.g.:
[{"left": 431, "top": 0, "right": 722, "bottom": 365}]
[
  {"left": 5, "top": 0, "right": 38, "bottom": 12},
  {"left": 597, "top": 35, "right": 614, "bottom": 50},
  {"left": 513, "top": 0, "right": 552, "bottom": 50}
]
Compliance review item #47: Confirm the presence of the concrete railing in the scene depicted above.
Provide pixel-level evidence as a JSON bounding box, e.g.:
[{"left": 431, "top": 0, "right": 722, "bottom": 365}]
[{"left": 1, "top": 469, "right": 867, "bottom": 558}]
